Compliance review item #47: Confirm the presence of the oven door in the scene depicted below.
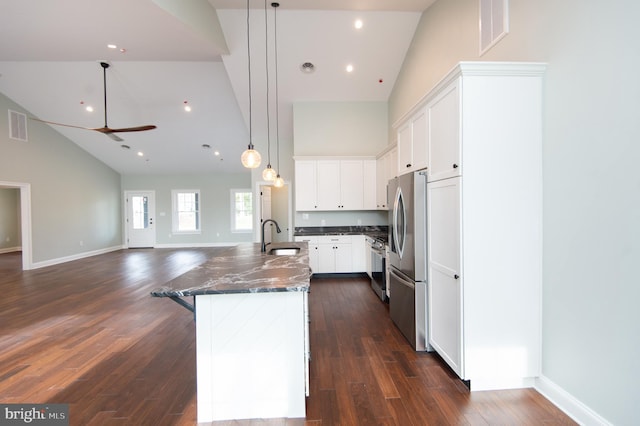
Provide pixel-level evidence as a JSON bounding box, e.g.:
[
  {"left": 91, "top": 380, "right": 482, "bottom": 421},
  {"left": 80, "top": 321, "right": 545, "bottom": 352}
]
[{"left": 370, "top": 246, "right": 386, "bottom": 301}]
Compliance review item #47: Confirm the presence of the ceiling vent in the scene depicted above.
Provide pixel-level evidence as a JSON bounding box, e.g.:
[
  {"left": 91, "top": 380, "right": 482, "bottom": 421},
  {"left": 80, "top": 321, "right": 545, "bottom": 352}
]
[
  {"left": 300, "top": 62, "right": 315, "bottom": 73},
  {"left": 8, "top": 110, "right": 28, "bottom": 141}
]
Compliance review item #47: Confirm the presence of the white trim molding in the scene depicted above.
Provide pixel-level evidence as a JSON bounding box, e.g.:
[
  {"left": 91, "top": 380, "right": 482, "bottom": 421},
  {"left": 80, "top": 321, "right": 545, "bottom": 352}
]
[{"left": 536, "top": 375, "right": 612, "bottom": 426}]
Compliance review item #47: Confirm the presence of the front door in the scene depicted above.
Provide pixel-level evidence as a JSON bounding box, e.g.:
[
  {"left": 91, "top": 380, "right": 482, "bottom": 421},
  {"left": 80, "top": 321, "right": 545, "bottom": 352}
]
[{"left": 125, "top": 191, "right": 156, "bottom": 248}]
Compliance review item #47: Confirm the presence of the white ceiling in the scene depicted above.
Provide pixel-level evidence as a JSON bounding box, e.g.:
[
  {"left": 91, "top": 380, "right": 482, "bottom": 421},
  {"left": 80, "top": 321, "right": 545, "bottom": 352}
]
[{"left": 0, "top": 0, "right": 435, "bottom": 175}]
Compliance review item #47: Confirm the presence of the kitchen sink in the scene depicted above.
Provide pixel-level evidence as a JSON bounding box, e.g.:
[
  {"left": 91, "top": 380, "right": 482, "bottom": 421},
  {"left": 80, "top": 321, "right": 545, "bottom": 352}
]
[{"left": 268, "top": 247, "right": 300, "bottom": 256}]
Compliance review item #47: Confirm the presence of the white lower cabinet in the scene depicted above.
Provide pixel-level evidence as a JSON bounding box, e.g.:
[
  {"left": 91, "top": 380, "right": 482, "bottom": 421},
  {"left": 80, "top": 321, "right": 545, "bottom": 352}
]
[
  {"left": 318, "top": 235, "right": 352, "bottom": 273},
  {"left": 294, "top": 236, "right": 319, "bottom": 274},
  {"left": 350, "top": 235, "right": 367, "bottom": 273}
]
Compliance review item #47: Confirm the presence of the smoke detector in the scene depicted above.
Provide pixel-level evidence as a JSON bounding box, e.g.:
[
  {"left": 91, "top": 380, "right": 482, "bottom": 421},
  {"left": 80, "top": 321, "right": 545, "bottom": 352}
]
[{"left": 300, "top": 62, "right": 315, "bottom": 73}]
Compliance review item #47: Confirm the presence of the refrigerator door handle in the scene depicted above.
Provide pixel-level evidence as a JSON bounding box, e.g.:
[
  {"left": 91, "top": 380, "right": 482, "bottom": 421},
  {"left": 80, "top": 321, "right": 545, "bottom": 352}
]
[{"left": 390, "top": 267, "right": 415, "bottom": 289}]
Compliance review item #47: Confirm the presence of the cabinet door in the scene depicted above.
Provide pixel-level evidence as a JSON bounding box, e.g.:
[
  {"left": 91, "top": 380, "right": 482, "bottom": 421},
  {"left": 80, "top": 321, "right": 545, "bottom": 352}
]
[
  {"left": 294, "top": 236, "right": 319, "bottom": 274},
  {"left": 340, "top": 160, "right": 364, "bottom": 210},
  {"left": 350, "top": 235, "right": 367, "bottom": 273},
  {"left": 397, "top": 122, "right": 413, "bottom": 175},
  {"left": 363, "top": 160, "right": 377, "bottom": 210},
  {"left": 428, "top": 80, "right": 461, "bottom": 182},
  {"left": 295, "top": 161, "right": 318, "bottom": 210},
  {"left": 376, "top": 154, "right": 388, "bottom": 209},
  {"left": 317, "top": 243, "right": 335, "bottom": 273},
  {"left": 316, "top": 161, "right": 341, "bottom": 210},
  {"left": 427, "top": 177, "right": 463, "bottom": 377},
  {"left": 411, "top": 108, "right": 429, "bottom": 171},
  {"left": 334, "top": 243, "right": 353, "bottom": 273}
]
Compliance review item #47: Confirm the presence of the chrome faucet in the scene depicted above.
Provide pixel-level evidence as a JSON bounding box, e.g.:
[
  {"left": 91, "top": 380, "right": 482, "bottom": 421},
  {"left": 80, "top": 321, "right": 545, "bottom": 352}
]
[{"left": 261, "top": 219, "right": 282, "bottom": 252}]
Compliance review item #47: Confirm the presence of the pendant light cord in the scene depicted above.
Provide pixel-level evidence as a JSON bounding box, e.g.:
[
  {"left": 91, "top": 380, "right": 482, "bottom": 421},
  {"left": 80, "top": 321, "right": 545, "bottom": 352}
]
[
  {"left": 273, "top": 2, "right": 280, "bottom": 173},
  {"left": 247, "top": 0, "right": 253, "bottom": 148},
  {"left": 264, "top": 0, "right": 271, "bottom": 166}
]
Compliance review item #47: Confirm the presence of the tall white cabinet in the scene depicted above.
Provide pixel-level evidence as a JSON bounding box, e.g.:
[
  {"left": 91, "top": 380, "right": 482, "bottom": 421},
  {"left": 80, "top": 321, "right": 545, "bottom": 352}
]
[{"left": 417, "top": 62, "right": 545, "bottom": 390}]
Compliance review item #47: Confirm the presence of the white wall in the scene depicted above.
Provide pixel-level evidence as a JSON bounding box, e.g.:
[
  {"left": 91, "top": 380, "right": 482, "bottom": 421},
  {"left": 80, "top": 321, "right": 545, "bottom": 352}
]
[
  {"left": 0, "top": 92, "right": 122, "bottom": 265},
  {"left": 389, "top": 0, "right": 640, "bottom": 424},
  {"left": 121, "top": 173, "right": 253, "bottom": 245}
]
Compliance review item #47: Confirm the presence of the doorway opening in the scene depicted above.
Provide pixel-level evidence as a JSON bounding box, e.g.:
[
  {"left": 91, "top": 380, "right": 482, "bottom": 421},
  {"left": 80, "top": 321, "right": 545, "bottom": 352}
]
[
  {"left": 254, "top": 181, "right": 293, "bottom": 244},
  {"left": 0, "top": 181, "right": 33, "bottom": 270}
]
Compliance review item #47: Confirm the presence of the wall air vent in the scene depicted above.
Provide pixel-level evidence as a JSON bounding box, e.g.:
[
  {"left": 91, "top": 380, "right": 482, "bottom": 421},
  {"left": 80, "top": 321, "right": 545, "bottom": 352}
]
[{"left": 8, "top": 109, "right": 28, "bottom": 141}]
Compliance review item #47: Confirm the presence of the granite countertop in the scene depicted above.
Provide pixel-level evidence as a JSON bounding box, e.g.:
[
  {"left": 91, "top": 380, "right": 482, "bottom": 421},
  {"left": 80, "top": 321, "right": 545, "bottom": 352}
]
[
  {"left": 294, "top": 226, "right": 388, "bottom": 243},
  {"left": 150, "top": 242, "right": 310, "bottom": 297}
]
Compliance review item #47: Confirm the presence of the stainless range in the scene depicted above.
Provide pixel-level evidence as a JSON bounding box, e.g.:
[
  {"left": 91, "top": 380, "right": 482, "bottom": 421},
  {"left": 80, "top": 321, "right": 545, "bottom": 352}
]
[{"left": 366, "top": 236, "right": 387, "bottom": 301}]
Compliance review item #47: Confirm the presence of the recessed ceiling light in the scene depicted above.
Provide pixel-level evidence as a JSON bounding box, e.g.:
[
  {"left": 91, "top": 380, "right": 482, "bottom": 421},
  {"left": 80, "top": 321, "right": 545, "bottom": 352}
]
[
  {"left": 137, "top": 151, "right": 144, "bottom": 157},
  {"left": 202, "top": 144, "right": 210, "bottom": 149},
  {"left": 300, "top": 62, "right": 315, "bottom": 73},
  {"left": 85, "top": 105, "right": 94, "bottom": 112},
  {"left": 346, "top": 64, "right": 354, "bottom": 73},
  {"left": 214, "top": 151, "right": 220, "bottom": 156},
  {"left": 184, "top": 100, "right": 192, "bottom": 112},
  {"left": 354, "top": 19, "right": 363, "bottom": 29},
  {"left": 107, "top": 44, "right": 117, "bottom": 49}
]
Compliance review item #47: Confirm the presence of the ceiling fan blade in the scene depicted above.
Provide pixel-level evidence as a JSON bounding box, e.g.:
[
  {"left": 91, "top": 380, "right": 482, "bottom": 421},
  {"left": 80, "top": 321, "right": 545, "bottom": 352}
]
[
  {"left": 107, "top": 125, "right": 157, "bottom": 133},
  {"left": 29, "top": 117, "right": 94, "bottom": 131},
  {"left": 105, "top": 132, "right": 124, "bottom": 142}
]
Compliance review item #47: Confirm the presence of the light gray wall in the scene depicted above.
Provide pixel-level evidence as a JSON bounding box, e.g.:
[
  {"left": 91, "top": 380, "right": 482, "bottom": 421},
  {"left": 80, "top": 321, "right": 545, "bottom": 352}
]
[
  {"left": 0, "top": 92, "right": 122, "bottom": 264},
  {"left": 293, "top": 101, "right": 388, "bottom": 156},
  {"left": 0, "top": 188, "right": 21, "bottom": 250},
  {"left": 121, "top": 173, "right": 253, "bottom": 245},
  {"left": 389, "top": 0, "right": 640, "bottom": 424}
]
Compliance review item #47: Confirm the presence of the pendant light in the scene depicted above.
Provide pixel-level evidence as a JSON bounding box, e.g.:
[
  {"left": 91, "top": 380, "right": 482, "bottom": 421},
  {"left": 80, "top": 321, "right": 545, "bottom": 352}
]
[
  {"left": 261, "top": 0, "right": 277, "bottom": 181},
  {"left": 272, "top": 2, "right": 285, "bottom": 188},
  {"left": 241, "top": 0, "right": 262, "bottom": 169}
]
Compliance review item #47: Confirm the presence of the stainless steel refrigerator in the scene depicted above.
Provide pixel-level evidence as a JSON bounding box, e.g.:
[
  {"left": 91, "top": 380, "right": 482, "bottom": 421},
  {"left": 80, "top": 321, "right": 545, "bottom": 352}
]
[{"left": 388, "top": 170, "right": 429, "bottom": 351}]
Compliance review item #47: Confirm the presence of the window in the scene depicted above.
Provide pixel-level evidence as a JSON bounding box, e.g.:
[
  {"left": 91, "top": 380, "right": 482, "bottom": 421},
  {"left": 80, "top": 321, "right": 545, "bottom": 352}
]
[
  {"left": 172, "top": 190, "right": 200, "bottom": 233},
  {"left": 230, "top": 189, "right": 253, "bottom": 233}
]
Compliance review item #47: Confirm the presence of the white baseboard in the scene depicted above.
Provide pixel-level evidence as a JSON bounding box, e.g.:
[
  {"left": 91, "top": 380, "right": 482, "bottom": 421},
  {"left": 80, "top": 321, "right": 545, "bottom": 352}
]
[
  {"left": 153, "top": 242, "right": 239, "bottom": 248},
  {"left": 0, "top": 246, "right": 21, "bottom": 254},
  {"left": 535, "top": 375, "right": 611, "bottom": 426},
  {"left": 30, "top": 245, "right": 125, "bottom": 270}
]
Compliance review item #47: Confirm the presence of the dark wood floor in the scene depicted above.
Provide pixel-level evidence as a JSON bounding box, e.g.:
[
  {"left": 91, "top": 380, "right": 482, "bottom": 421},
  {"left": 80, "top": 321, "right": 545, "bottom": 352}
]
[{"left": 0, "top": 249, "right": 575, "bottom": 425}]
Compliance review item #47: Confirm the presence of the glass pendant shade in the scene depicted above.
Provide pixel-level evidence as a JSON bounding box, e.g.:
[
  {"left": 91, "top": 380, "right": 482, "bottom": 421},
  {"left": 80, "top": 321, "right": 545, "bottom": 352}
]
[
  {"left": 274, "top": 174, "right": 284, "bottom": 188},
  {"left": 241, "top": 145, "right": 261, "bottom": 169},
  {"left": 262, "top": 165, "right": 277, "bottom": 181}
]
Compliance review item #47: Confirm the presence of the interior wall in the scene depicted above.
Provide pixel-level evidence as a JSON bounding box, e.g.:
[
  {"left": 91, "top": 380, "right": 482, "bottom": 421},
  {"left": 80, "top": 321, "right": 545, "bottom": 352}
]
[
  {"left": 389, "top": 0, "right": 640, "bottom": 424},
  {"left": 0, "top": 92, "right": 122, "bottom": 265},
  {"left": 121, "top": 173, "right": 253, "bottom": 246},
  {"left": 0, "top": 188, "right": 21, "bottom": 252}
]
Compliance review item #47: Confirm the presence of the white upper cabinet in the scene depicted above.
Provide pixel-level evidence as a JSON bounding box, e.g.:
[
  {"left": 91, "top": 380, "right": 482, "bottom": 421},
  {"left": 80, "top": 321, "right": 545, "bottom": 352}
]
[
  {"left": 294, "top": 157, "right": 376, "bottom": 211},
  {"left": 428, "top": 81, "right": 461, "bottom": 182},
  {"left": 294, "top": 160, "right": 318, "bottom": 211},
  {"left": 396, "top": 107, "right": 428, "bottom": 176},
  {"left": 376, "top": 146, "right": 397, "bottom": 210}
]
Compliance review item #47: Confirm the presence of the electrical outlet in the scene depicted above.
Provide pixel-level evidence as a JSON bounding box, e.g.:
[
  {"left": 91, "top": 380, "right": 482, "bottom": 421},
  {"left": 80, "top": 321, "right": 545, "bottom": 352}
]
[
  {"left": 320, "top": 219, "right": 326, "bottom": 226},
  {"left": 357, "top": 219, "right": 362, "bottom": 226}
]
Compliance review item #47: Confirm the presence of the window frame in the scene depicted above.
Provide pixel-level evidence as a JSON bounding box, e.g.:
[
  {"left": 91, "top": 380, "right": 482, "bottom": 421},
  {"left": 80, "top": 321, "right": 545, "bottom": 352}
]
[
  {"left": 171, "top": 189, "right": 201, "bottom": 234},
  {"left": 230, "top": 188, "right": 253, "bottom": 234}
]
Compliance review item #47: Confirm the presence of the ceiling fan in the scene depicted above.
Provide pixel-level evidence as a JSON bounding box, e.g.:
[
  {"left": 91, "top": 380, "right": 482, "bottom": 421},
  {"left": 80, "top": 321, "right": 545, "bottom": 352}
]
[{"left": 31, "top": 62, "right": 156, "bottom": 142}]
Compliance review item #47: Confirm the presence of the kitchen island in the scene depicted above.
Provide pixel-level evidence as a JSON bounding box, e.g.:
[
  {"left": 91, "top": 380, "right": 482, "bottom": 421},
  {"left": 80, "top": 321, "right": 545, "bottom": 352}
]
[{"left": 151, "top": 242, "right": 311, "bottom": 423}]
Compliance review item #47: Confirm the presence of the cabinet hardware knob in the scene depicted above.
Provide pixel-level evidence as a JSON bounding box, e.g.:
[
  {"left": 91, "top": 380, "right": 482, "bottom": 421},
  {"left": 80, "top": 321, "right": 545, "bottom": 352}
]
[
  {"left": 454, "top": 274, "right": 460, "bottom": 279},
  {"left": 406, "top": 163, "right": 411, "bottom": 168},
  {"left": 452, "top": 163, "right": 459, "bottom": 169}
]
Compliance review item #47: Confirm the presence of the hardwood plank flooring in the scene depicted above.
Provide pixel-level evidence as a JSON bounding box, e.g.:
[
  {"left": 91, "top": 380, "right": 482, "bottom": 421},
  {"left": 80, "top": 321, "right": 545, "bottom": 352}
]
[{"left": 0, "top": 250, "right": 576, "bottom": 425}]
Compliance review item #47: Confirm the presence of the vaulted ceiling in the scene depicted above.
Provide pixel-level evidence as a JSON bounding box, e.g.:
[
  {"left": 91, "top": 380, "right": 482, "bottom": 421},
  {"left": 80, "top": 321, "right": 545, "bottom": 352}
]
[{"left": 0, "top": 0, "right": 434, "bottom": 174}]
